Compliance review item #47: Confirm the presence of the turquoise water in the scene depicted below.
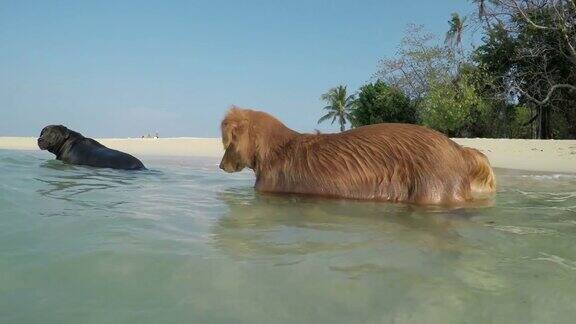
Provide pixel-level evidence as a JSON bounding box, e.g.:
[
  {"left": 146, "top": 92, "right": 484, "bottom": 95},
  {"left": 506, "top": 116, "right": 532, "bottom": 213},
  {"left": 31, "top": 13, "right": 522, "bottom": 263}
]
[{"left": 1, "top": 149, "right": 576, "bottom": 323}]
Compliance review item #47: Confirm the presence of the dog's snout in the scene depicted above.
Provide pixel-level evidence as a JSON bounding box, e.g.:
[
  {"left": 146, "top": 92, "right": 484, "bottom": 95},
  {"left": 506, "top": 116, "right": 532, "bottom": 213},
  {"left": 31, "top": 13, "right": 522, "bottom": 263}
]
[
  {"left": 219, "top": 160, "right": 239, "bottom": 173},
  {"left": 37, "top": 137, "right": 45, "bottom": 149}
]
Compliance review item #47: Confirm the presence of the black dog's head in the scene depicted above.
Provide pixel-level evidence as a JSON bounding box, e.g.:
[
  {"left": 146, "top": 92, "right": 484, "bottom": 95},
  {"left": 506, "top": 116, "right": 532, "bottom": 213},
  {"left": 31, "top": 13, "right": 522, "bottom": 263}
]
[{"left": 37, "top": 125, "right": 79, "bottom": 152}]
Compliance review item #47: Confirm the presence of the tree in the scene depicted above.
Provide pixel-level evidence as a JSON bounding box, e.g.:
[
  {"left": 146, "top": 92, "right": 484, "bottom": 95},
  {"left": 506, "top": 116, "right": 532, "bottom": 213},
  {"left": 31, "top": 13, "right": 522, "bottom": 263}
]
[
  {"left": 472, "top": 0, "right": 576, "bottom": 138},
  {"left": 375, "top": 24, "right": 458, "bottom": 102},
  {"left": 350, "top": 81, "right": 416, "bottom": 127},
  {"left": 445, "top": 12, "right": 467, "bottom": 50},
  {"left": 420, "top": 75, "right": 489, "bottom": 137},
  {"left": 318, "top": 85, "right": 356, "bottom": 132}
]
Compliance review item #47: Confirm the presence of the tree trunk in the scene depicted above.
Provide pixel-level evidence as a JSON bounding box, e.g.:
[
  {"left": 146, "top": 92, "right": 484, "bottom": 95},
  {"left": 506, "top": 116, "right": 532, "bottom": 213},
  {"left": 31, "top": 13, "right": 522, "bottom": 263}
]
[
  {"left": 562, "top": 106, "right": 576, "bottom": 139},
  {"left": 537, "top": 107, "right": 552, "bottom": 139}
]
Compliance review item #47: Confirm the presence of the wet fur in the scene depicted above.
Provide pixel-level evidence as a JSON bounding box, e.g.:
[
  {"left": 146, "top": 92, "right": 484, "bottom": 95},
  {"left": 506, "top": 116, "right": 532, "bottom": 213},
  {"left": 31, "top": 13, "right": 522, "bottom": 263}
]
[
  {"left": 219, "top": 107, "right": 495, "bottom": 205},
  {"left": 38, "top": 125, "right": 145, "bottom": 170}
]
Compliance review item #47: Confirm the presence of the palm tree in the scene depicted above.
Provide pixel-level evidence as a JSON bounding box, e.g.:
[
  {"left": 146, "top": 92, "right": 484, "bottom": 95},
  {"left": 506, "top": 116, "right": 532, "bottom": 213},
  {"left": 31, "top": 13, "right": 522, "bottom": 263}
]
[
  {"left": 445, "top": 12, "right": 467, "bottom": 49},
  {"left": 318, "top": 85, "right": 356, "bottom": 132},
  {"left": 473, "top": 0, "right": 487, "bottom": 20}
]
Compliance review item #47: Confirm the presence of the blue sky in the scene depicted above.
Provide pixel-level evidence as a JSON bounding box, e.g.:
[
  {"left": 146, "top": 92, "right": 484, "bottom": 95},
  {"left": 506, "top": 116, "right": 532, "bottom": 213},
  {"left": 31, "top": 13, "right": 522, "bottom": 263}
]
[{"left": 0, "top": 0, "right": 476, "bottom": 137}]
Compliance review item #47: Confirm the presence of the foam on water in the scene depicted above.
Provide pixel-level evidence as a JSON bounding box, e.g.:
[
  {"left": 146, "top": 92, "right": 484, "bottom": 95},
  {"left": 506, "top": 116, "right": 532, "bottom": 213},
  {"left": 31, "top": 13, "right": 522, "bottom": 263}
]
[
  {"left": 1, "top": 150, "right": 576, "bottom": 323},
  {"left": 521, "top": 174, "right": 576, "bottom": 180}
]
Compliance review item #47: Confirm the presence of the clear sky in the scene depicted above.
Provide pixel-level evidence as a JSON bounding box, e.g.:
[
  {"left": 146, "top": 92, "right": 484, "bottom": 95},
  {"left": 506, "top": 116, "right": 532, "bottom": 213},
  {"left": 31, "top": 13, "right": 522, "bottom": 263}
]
[{"left": 0, "top": 0, "right": 476, "bottom": 138}]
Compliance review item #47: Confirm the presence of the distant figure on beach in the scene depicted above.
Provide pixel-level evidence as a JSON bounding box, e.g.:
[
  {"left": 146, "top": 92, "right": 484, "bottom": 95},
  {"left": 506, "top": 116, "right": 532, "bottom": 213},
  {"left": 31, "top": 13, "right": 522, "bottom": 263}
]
[
  {"left": 38, "top": 125, "right": 146, "bottom": 170},
  {"left": 219, "top": 107, "right": 496, "bottom": 205},
  {"left": 154, "top": 132, "right": 159, "bottom": 139}
]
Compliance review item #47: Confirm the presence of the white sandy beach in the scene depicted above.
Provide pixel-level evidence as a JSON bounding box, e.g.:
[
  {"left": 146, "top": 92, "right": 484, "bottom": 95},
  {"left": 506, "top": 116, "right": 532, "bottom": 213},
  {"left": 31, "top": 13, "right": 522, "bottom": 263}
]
[{"left": 1, "top": 137, "right": 575, "bottom": 173}]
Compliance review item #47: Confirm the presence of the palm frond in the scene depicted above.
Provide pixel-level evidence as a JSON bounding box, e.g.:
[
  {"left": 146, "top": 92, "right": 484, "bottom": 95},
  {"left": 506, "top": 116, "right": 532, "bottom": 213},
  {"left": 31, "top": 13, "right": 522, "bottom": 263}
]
[
  {"left": 445, "top": 12, "right": 466, "bottom": 48},
  {"left": 317, "top": 112, "right": 335, "bottom": 124},
  {"left": 319, "top": 84, "right": 355, "bottom": 131}
]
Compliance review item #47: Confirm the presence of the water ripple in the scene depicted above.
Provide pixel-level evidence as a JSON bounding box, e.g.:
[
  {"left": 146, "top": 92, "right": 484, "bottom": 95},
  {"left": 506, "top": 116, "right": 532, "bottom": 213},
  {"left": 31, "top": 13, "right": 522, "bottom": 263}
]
[
  {"left": 534, "top": 253, "right": 576, "bottom": 271},
  {"left": 489, "top": 225, "right": 557, "bottom": 235}
]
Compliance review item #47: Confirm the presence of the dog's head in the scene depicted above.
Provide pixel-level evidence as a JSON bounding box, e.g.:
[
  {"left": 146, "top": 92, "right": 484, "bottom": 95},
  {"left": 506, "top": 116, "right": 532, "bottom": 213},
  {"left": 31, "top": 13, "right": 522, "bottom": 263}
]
[
  {"left": 219, "top": 108, "right": 256, "bottom": 173},
  {"left": 37, "top": 125, "right": 73, "bottom": 152}
]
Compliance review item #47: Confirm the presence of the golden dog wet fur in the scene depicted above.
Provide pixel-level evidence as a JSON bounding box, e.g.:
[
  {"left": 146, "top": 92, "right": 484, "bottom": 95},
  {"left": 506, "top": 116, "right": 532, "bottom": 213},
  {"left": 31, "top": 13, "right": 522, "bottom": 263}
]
[{"left": 220, "top": 107, "right": 495, "bottom": 205}]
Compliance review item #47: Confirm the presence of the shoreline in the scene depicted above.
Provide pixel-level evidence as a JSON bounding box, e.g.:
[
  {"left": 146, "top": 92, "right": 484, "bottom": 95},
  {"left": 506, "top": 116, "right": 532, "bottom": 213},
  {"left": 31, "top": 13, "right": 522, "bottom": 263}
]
[{"left": 1, "top": 137, "right": 575, "bottom": 173}]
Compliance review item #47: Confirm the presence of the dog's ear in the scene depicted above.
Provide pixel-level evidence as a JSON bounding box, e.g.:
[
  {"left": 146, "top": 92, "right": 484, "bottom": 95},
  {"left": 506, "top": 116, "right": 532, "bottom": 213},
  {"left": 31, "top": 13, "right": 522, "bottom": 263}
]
[
  {"left": 57, "top": 125, "right": 71, "bottom": 140},
  {"left": 221, "top": 122, "right": 235, "bottom": 148},
  {"left": 222, "top": 119, "right": 249, "bottom": 148}
]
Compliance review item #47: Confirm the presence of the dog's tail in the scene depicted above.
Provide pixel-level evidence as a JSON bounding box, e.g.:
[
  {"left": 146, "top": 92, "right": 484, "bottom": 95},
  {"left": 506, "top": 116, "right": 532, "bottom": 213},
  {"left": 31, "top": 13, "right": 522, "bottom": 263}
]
[{"left": 462, "top": 147, "right": 496, "bottom": 198}]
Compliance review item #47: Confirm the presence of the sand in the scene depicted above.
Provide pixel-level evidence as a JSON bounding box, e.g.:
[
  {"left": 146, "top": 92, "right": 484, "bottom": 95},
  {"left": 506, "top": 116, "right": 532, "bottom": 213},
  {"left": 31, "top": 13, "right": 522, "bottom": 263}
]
[
  {"left": 0, "top": 137, "right": 224, "bottom": 158},
  {"left": 1, "top": 136, "right": 575, "bottom": 173},
  {"left": 453, "top": 138, "right": 576, "bottom": 173}
]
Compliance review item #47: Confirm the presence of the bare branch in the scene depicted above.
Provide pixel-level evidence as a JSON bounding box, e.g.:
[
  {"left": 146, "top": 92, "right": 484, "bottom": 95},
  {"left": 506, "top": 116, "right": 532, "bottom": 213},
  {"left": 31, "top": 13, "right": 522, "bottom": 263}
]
[
  {"left": 510, "top": 0, "right": 557, "bottom": 30},
  {"left": 514, "top": 83, "right": 576, "bottom": 105}
]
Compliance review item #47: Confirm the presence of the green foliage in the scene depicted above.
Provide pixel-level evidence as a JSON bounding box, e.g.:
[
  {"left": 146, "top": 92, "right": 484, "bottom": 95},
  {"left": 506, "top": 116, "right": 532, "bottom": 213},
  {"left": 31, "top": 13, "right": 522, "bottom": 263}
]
[
  {"left": 473, "top": 24, "right": 516, "bottom": 83},
  {"left": 320, "top": 3, "right": 576, "bottom": 139},
  {"left": 471, "top": 1, "right": 576, "bottom": 138},
  {"left": 318, "top": 85, "right": 355, "bottom": 132},
  {"left": 350, "top": 81, "right": 416, "bottom": 127},
  {"left": 508, "top": 106, "right": 534, "bottom": 138},
  {"left": 419, "top": 77, "right": 489, "bottom": 137}
]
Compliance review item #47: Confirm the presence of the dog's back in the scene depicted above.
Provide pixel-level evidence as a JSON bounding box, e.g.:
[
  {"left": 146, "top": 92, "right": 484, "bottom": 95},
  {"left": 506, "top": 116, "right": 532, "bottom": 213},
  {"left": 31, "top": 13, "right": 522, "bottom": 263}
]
[
  {"left": 264, "top": 123, "right": 489, "bottom": 204},
  {"left": 63, "top": 136, "right": 145, "bottom": 170}
]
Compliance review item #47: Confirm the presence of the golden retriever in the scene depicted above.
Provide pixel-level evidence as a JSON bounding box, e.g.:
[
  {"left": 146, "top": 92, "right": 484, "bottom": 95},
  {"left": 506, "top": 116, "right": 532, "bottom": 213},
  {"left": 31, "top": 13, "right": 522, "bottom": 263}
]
[{"left": 219, "top": 107, "right": 495, "bottom": 205}]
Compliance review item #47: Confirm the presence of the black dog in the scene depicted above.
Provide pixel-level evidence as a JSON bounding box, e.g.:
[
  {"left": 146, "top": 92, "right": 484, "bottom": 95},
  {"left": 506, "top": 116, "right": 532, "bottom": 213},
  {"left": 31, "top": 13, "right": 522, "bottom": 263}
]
[{"left": 38, "top": 125, "right": 145, "bottom": 170}]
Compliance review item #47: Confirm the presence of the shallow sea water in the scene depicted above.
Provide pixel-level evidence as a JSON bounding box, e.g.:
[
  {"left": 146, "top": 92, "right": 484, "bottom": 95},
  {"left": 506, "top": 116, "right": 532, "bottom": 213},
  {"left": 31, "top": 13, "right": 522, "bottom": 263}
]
[{"left": 1, "top": 149, "right": 576, "bottom": 323}]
